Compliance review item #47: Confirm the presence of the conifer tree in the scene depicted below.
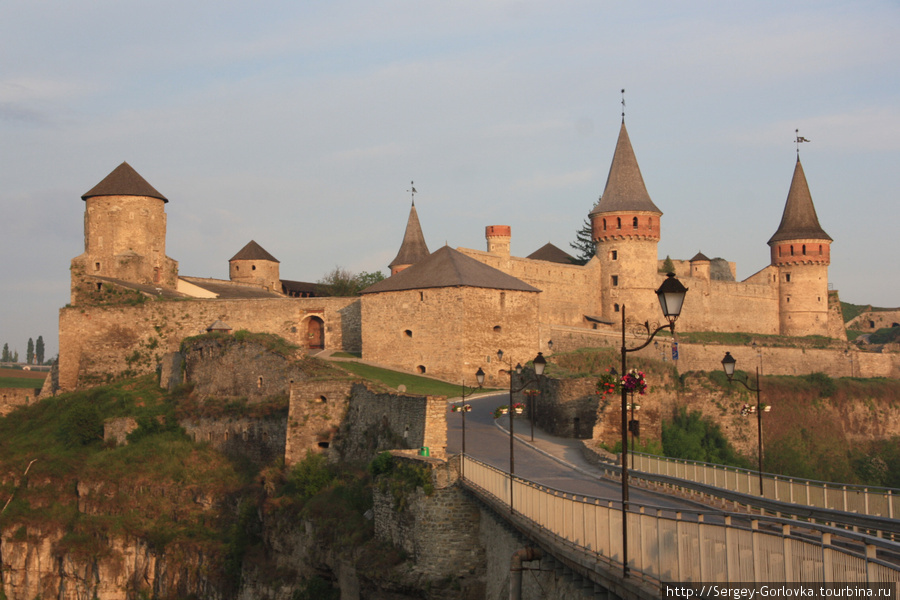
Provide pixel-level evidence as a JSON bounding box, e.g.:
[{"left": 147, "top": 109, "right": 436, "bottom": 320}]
[
  {"left": 661, "top": 255, "right": 676, "bottom": 274},
  {"left": 569, "top": 218, "right": 596, "bottom": 265},
  {"left": 1, "top": 343, "right": 8, "bottom": 363},
  {"left": 35, "top": 336, "right": 45, "bottom": 365},
  {"left": 27, "top": 338, "right": 34, "bottom": 364}
]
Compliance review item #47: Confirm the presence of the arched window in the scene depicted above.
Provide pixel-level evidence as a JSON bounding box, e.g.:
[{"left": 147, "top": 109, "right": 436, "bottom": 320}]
[
  {"left": 603, "top": 218, "right": 607, "bottom": 231},
  {"left": 616, "top": 217, "right": 622, "bottom": 229},
  {"left": 632, "top": 216, "right": 638, "bottom": 229},
  {"left": 790, "top": 246, "right": 794, "bottom": 256},
  {"left": 614, "top": 303, "right": 620, "bottom": 312},
  {"left": 648, "top": 217, "right": 653, "bottom": 230},
  {"left": 802, "top": 245, "right": 806, "bottom": 255},
  {"left": 404, "top": 330, "right": 412, "bottom": 337}
]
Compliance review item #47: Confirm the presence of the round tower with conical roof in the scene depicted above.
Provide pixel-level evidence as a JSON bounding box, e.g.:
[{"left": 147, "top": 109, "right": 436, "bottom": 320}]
[
  {"left": 229, "top": 240, "right": 281, "bottom": 292},
  {"left": 589, "top": 122, "right": 663, "bottom": 322},
  {"left": 70, "top": 162, "right": 178, "bottom": 302},
  {"left": 768, "top": 158, "right": 832, "bottom": 336},
  {"left": 389, "top": 199, "right": 430, "bottom": 275}
]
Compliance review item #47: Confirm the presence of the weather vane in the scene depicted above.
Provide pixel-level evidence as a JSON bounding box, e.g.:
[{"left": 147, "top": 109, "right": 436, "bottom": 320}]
[
  {"left": 408, "top": 180, "right": 417, "bottom": 205},
  {"left": 795, "top": 129, "right": 810, "bottom": 157},
  {"left": 621, "top": 88, "right": 626, "bottom": 123}
]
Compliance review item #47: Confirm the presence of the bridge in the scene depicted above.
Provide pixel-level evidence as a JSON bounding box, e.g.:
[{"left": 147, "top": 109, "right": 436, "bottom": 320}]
[{"left": 449, "top": 394, "right": 900, "bottom": 599}]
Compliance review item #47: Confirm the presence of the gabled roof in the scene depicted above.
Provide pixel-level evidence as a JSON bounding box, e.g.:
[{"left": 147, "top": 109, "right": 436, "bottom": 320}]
[
  {"left": 362, "top": 246, "right": 539, "bottom": 294},
  {"left": 230, "top": 240, "right": 280, "bottom": 263},
  {"left": 388, "top": 202, "right": 430, "bottom": 270},
  {"left": 527, "top": 243, "right": 577, "bottom": 265},
  {"left": 589, "top": 122, "right": 661, "bottom": 216},
  {"left": 690, "top": 251, "right": 710, "bottom": 262},
  {"left": 206, "top": 320, "right": 232, "bottom": 332},
  {"left": 768, "top": 159, "right": 832, "bottom": 244},
  {"left": 82, "top": 162, "right": 168, "bottom": 202}
]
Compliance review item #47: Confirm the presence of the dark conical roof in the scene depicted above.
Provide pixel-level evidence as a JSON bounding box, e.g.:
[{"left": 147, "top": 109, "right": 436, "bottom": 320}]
[
  {"left": 768, "top": 159, "right": 832, "bottom": 245},
  {"left": 230, "top": 240, "right": 280, "bottom": 263},
  {"left": 362, "top": 246, "right": 539, "bottom": 294},
  {"left": 589, "top": 122, "right": 661, "bottom": 216},
  {"left": 82, "top": 162, "right": 168, "bottom": 202},
  {"left": 527, "top": 243, "right": 577, "bottom": 264},
  {"left": 388, "top": 202, "right": 430, "bottom": 270},
  {"left": 690, "top": 251, "right": 710, "bottom": 262}
]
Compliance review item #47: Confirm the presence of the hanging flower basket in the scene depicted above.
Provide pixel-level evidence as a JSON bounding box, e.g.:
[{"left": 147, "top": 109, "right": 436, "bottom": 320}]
[
  {"left": 494, "top": 405, "right": 509, "bottom": 418},
  {"left": 513, "top": 402, "right": 525, "bottom": 415},
  {"left": 596, "top": 368, "right": 619, "bottom": 397},
  {"left": 621, "top": 369, "right": 648, "bottom": 395}
]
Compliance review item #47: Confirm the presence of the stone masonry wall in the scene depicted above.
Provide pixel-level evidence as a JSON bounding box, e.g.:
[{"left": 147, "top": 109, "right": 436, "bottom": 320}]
[
  {"left": 58, "top": 295, "right": 360, "bottom": 391},
  {"left": 337, "top": 383, "right": 447, "bottom": 462},
  {"left": 181, "top": 417, "right": 287, "bottom": 466},
  {"left": 0, "top": 387, "right": 42, "bottom": 417},
  {"left": 285, "top": 379, "right": 355, "bottom": 466}
]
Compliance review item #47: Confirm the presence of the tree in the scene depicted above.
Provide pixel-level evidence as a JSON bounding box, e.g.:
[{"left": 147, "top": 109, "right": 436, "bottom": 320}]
[
  {"left": 660, "top": 255, "right": 676, "bottom": 274},
  {"left": 12, "top": 350, "right": 18, "bottom": 363},
  {"left": 1, "top": 343, "right": 8, "bottom": 363},
  {"left": 317, "top": 267, "right": 385, "bottom": 297},
  {"left": 569, "top": 218, "right": 596, "bottom": 265},
  {"left": 35, "top": 336, "right": 45, "bottom": 365},
  {"left": 26, "top": 338, "right": 34, "bottom": 364}
]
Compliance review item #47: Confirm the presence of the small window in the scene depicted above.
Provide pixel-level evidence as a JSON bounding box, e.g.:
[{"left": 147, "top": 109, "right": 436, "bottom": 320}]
[
  {"left": 614, "top": 303, "right": 620, "bottom": 312},
  {"left": 94, "top": 262, "right": 101, "bottom": 271},
  {"left": 416, "top": 365, "right": 426, "bottom": 374},
  {"left": 648, "top": 217, "right": 653, "bottom": 230},
  {"left": 786, "top": 297, "right": 791, "bottom": 303},
  {"left": 612, "top": 275, "right": 619, "bottom": 286},
  {"left": 870, "top": 321, "right": 876, "bottom": 329},
  {"left": 790, "top": 246, "right": 795, "bottom": 256},
  {"left": 611, "top": 250, "right": 618, "bottom": 261},
  {"left": 802, "top": 245, "right": 806, "bottom": 255},
  {"left": 616, "top": 217, "right": 622, "bottom": 229},
  {"left": 819, "top": 245, "right": 823, "bottom": 254},
  {"left": 632, "top": 217, "right": 638, "bottom": 229},
  {"left": 419, "top": 291, "right": 424, "bottom": 301},
  {"left": 96, "top": 283, "right": 102, "bottom": 291},
  {"left": 493, "top": 325, "right": 502, "bottom": 333},
  {"left": 778, "top": 247, "right": 782, "bottom": 257},
  {"left": 235, "top": 265, "right": 239, "bottom": 271},
  {"left": 318, "top": 395, "right": 327, "bottom": 403},
  {"left": 603, "top": 218, "right": 607, "bottom": 231},
  {"left": 404, "top": 329, "right": 413, "bottom": 337},
  {"left": 785, "top": 273, "right": 791, "bottom": 282},
  {"left": 257, "top": 376, "right": 263, "bottom": 388},
  {"left": 251, "top": 264, "right": 256, "bottom": 271}
]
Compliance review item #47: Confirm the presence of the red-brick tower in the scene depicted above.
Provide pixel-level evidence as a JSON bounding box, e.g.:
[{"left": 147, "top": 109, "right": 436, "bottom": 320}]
[
  {"left": 589, "top": 122, "right": 663, "bottom": 323},
  {"left": 768, "top": 158, "right": 832, "bottom": 336}
]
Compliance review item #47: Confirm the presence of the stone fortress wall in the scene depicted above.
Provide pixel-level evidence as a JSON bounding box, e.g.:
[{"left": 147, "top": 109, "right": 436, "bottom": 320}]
[
  {"left": 0, "top": 387, "right": 42, "bottom": 417},
  {"left": 58, "top": 294, "right": 360, "bottom": 391}
]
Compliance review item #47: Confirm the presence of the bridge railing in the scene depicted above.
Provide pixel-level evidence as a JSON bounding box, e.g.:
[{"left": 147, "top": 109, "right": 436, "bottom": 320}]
[
  {"left": 461, "top": 456, "right": 900, "bottom": 588},
  {"left": 629, "top": 452, "right": 899, "bottom": 519}
]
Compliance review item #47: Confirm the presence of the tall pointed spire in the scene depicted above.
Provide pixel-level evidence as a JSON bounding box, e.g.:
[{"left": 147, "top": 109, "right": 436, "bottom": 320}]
[
  {"left": 589, "top": 122, "right": 661, "bottom": 216},
  {"left": 388, "top": 199, "right": 430, "bottom": 274},
  {"left": 768, "top": 158, "right": 831, "bottom": 245}
]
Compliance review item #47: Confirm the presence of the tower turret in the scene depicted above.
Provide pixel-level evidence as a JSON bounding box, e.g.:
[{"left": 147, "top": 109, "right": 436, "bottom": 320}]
[
  {"left": 485, "top": 225, "right": 511, "bottom": 256},
  {"left": 768, "top": 158, "right": 832, "bottom": 336},
  {"left": 229, "top": 240, "right": 281, "bottom": 292},
  {"left": 388, "top": 199, "right": 430, "bottom": 275},
  {"left": 70, "top": 162, "right": 178, "bottom": 303},
  {"left": 589, "top": 122, "right": 662, "bottom": 322}
]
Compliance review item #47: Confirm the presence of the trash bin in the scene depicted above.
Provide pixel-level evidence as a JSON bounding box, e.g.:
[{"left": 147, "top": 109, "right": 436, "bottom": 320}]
[{"left": 419, "top": 446, "right": 430, "bottom": 457}]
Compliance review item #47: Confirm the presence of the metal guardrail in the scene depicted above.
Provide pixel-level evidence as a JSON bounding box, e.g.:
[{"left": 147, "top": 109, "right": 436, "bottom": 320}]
[
  {"left": 461, "top": 456, "right": 900, "bottom": 589},
  {"left": 629, "top": 452, "right": 899, "bottom": 519}
]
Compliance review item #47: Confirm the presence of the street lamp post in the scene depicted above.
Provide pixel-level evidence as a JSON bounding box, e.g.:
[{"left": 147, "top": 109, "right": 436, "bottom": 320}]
[
  {"left": 497, "top": 349, "right": 546, "bottom": 513},
  {"left": 454, "top": 367, "right": 485, "bottom": 480},
  {"left": 619, "top": 272, "right": 688, "bottom": 577},
  {"left": 721, "top": 351, "right": 768, "bottom": 496}
]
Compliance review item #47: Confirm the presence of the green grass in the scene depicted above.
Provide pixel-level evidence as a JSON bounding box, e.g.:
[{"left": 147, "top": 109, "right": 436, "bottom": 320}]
[
  {"left": 675, "top": 330, "right": 839, "bottom": 349},
  {"left": 334, "top": 361, "right": 496, "bottom": 397},
  {"left": 0, "top": 377, "right": 44, "bottom": 389}
]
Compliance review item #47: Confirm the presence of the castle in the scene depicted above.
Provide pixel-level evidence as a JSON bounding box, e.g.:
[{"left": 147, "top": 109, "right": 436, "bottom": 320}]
[{"left": 58, "top": 117, "right": 852, "bottom": 391}]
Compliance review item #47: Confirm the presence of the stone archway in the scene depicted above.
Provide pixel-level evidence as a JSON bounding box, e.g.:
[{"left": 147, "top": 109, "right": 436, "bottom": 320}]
[{"left": 306, "top": 316, "right": 325, "bottom": 350}]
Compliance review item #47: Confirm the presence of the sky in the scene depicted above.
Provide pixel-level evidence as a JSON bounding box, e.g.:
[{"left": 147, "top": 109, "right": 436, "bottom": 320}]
[{"left": 2, "top": 1, "right": 899, "bottom": 360}]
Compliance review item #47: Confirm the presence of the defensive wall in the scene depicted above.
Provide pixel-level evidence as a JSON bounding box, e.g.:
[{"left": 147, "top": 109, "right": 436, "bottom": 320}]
[
  {"left": 546, "top": 324, "right": 900, "bottom": 378},
  {"left": 457, "top": 246, "right": 602, "bottom": 328},
  {"left": 58, "top": 294, "right": 360, "bottom": 391},
  {"left": 361, "top": 285, "right": 541, "bottom": 388},
  {"left": 0, "top": 387, "right": 42, "bottom": 417},
  {"left": 181, "top": 417, "right": 287, "bottom": 466},
  {"left": 848, "top": 310, "right": 900, "bottom": 332},
  {"left": 285, "top": 379, "right": 355, "bottom": 465}
]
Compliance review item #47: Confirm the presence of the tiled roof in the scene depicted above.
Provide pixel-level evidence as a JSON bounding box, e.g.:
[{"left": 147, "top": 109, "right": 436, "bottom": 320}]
[
  {"left": 389, "top": 202, "right": 430, "bottom": 270},
  {"left": 362, "top": 246, "right": 540, "bottom": 294},
  {"left": 690, "top": 251, "right": 710, "bottom": 262},
  {"left": 230, "top": 240, "right": 280, "bottom": 263},
  {"left": 527, "top": 243, "right": 577, "bottom": 265},
  {"left": 768, "top": 159, "right": 832, "bottom": 244},
  {"left": 281, "top": 280, "right": 322, "bottom": 296},
  {"left": 82, "top": 162, "right": 168, "bottom": 202},
  {"left": 589, "top": 122, "right": 661, "bottom": 216}
]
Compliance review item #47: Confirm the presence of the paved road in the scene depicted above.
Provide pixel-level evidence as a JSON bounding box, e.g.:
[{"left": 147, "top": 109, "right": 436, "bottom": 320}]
[{"left": 446, "top": 392, "right": 712, "bottom": 514}]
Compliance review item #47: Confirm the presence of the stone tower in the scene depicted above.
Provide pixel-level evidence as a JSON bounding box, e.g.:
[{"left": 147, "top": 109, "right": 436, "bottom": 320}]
[
  {"left": 589, "top": 122, "right": 663, "bottom": 323},
  {"left": 229, "top": 240, "right": 281, "bottom": 292},
  {"left": 388, "top": 200, "right": 430, "bottom": 275},
  {"left": 768, "top": 158, "right": 832, "bottom": 336},
  {"left": 485, "top": 225, "right": 511, "bottom": 256},
  {"left": 70, "top": 162, "right": 178, "bottom": 301}
]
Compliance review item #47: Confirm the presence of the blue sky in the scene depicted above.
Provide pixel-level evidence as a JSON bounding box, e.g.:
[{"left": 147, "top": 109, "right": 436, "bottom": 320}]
[{"left": 2, "top": 1, "right": 899, "bottom": 360}]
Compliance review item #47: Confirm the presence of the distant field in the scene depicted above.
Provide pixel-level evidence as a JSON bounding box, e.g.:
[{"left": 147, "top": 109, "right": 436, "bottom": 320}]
[{"left": 0, "top": 368, "right": 47, "bottom": 389}]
